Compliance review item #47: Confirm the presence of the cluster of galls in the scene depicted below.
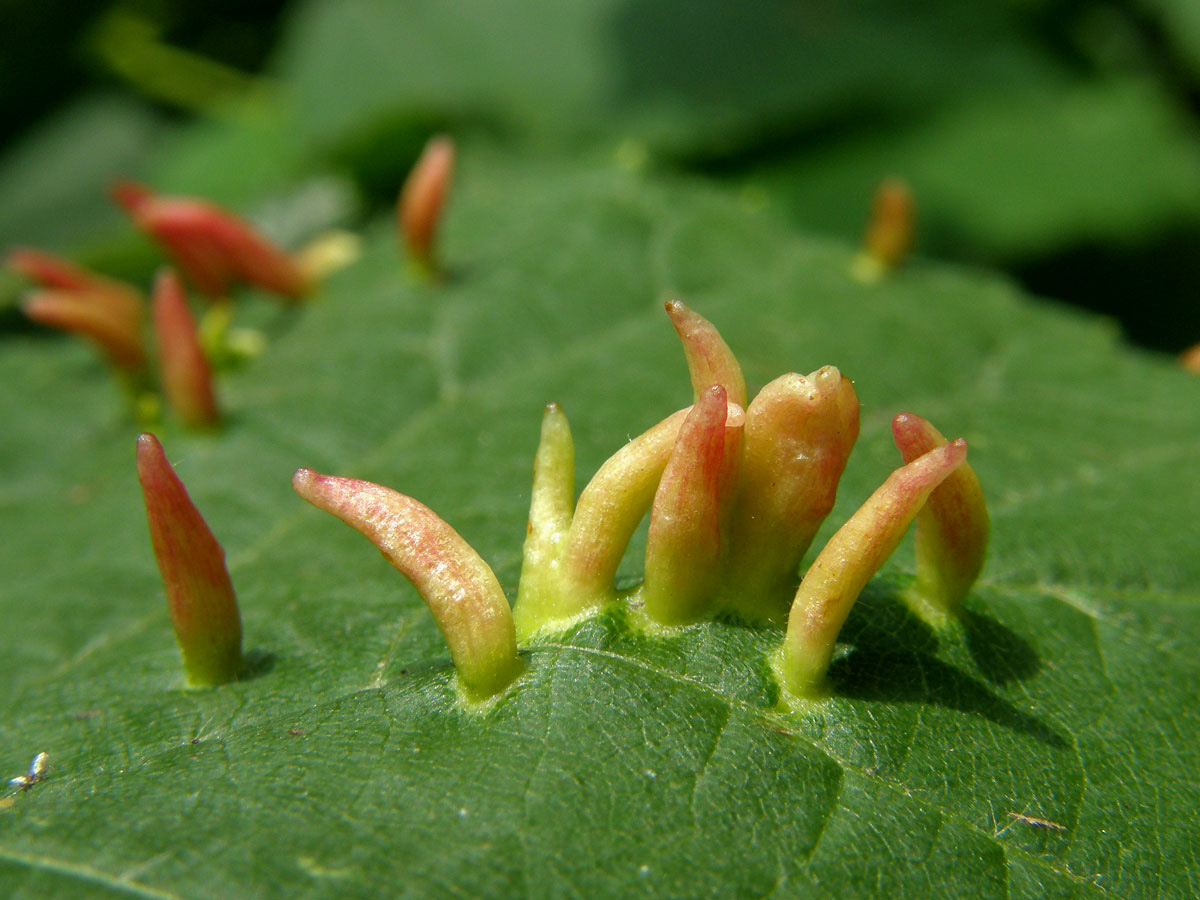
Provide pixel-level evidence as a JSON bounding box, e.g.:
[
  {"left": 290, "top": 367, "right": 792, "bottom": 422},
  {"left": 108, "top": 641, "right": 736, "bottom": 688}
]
[
  {"left": 7, "top": 134, "right": 453, "bottom": 689},
  {"left": 9, "top": 184, "right": 320, "bottom": 429},
  {"left": 16, "top": 139, "right": 981, "bottom": 705},
  {"left": 139, "top": 299, "right": 987, "bottom": 707},
  {"left": 8, "top": 135, "right": 456, "bottom": 427}
]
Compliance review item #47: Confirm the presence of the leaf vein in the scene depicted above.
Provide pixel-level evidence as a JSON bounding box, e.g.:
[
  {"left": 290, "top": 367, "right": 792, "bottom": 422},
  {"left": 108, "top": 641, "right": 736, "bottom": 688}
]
[{"left": 0, "top": 845, "right": 187, "bottom": 900}]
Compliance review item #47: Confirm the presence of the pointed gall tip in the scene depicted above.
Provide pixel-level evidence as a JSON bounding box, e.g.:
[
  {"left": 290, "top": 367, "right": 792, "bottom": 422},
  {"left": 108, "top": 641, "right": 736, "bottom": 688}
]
[
  {"left": 137, "top": 432, "right": 242, "bottom": 688},
  {"left": 811, "top": 365, "right": 843, "bottom": 394},
  {"left": 293, "top": 469, "right": 521, "bottom": 700},
  {"left": 23, "top": 288, "right": 148, "bottom": 373},
  {"left": 904, "top": 438, "right": 968, "bottom": 482},
  {"left": 641, "top": 384, "right": 736, "bottom": 625},
  {"left": 779, "top": 440, "right": 966, "bottom": 699},
  {"left": 514, "top": 402, "right": 578, "bottom": 637},
  {"left": 152, "top": 268, "right": 218, "bottom": 428},
  {"left": 8, "top": 247, "right": 144, "bottom": 305},
  {"left": 292, "top": 467, "right": 317, "bottom": 494},
  {"left": 399, "top": 134, "right": 456, "bottom": 271},
  {"left": 891, "top": 410, "right": 941, "bottom": 452},
  {"left": 292, "top": 469, "right": 335, "bottom": 511},
  {"left": 857, "top": 177, "right": 915, "bottom": 278},
  {"left": 891, "top": 414, "right": 987, "bottom": 616},
  {"left": 6, "top": 247, "right": 79, "bottom": 287},
  {"left": 664, "top": 298, "right": 748, "bottom": 407},
  {"left": 534, "top": 404, "right": 574, "bottom": 464},
  {"left": 113, "top": 182, "right": 312, "bottom": 300}
]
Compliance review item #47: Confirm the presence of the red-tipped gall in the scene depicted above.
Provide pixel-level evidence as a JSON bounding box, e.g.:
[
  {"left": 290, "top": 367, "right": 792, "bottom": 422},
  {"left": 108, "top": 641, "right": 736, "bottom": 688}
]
[
  {"left": 641, "top": 385, "right": 744, "bottom": 625},
  {"left": 892, "top": 413, "right": 989, "bottom": 617},
  {"left": 398, "top": 135, "right": 455, "bottom": 276},
  {"left": 112, "top": 179, "right": 312, "bottom": 300},
  {"left": 23, "top": 289, "right": 148, "bottom": 374},
  {"left": 853, "top": 177, "right": 915, "bottom": 283},
  {"left": 137, "top": 434, "right": 242, "bottom": 687},
  {"left": 780, "top": 439, "right": 968, "bottom": 699},
  {"left": 665, "top": 299, "right": 748, "bottom": 407},
  {"left": 292, "top": 469, "right": 522, "bottom": 701},
  {"left": 7, "top": 247, "right": 143, "bottom": 305},
  {"left": 152, "top": 269, "right": 218, "bottom": 428}
]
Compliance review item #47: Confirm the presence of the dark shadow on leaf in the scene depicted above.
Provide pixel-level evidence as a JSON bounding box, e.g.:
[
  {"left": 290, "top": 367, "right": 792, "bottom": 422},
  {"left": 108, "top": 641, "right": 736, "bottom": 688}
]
[
  {"left": 841, "top": 581, "right": 943, "bottom": 657},
  {"left": 240, "top": 649, "right": 276, "bottom": 681},
  {"left": 1013, "top": 222, "right": 1200, "bottom": 354},
  {"left": 609, "top": 0, "right": 907, "bottom": 167},
  {"left": 835, "top": 588, "right": 1065, "bottom": 749},
  {"left": 608, "top": 0, "right": 1049, "bottom": 169},
  {"left": 963, "top": 609, "right": 1040, "bottom": 685},
  {"left": 0, "top": 303, "right": 43, "bottom": 336}
]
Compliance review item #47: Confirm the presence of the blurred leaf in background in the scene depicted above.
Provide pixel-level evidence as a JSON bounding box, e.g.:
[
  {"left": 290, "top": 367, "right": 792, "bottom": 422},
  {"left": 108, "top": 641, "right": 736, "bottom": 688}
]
[{"left": 6, "top": 0, "right": 1200, "bottom": 347}]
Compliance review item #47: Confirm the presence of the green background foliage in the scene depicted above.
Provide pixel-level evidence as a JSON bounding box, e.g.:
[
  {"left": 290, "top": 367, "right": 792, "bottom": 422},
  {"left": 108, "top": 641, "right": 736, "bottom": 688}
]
[{"left": 1, "top": 2, "right": 1198, "bottom": 897}]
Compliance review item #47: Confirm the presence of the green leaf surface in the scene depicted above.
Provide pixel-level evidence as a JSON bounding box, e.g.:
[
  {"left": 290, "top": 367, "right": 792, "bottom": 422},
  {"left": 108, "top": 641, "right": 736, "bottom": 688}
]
[
  {"left": 0, "top": 94, "right": 165, "bottom": 254},
  {"left": 0, "top": 94, "right": 169, "bottom": 309},
  {"left": 1, "top": 151, "right": 1197, "bottom": 898}
]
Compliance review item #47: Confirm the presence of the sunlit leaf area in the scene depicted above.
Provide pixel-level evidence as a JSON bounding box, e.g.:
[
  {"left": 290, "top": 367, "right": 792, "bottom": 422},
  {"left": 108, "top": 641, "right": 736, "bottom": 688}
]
[{"left": 1, "top": 2, "right": 1197, "bottom": 897}]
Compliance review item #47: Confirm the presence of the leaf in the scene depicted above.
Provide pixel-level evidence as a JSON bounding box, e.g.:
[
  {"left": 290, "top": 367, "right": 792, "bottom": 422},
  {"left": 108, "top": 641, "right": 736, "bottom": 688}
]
[
  {"left": 1, "top": 148, "right": 1197, "bottom": 898},
  {"left": 274, "top": 0, "right": 1060, "bottom": 159},
  {"left": 0, "top": 93, "right": 166, "bottom": 255},
  {"left": 268, "top": 0, "right": 1200, "bottom": 295},
  {"left": 0, "top": 93, "right": 168, "bottom": 309},
  {"left": 1140, "top": 0, "right": 1200, "bottom": 80},
  {"left": 724, "top": 76, "right": 1200, "bottom": 264}
]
